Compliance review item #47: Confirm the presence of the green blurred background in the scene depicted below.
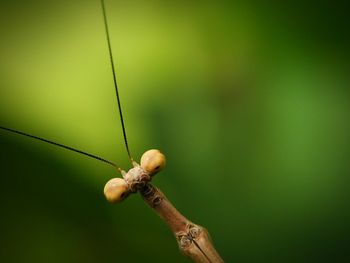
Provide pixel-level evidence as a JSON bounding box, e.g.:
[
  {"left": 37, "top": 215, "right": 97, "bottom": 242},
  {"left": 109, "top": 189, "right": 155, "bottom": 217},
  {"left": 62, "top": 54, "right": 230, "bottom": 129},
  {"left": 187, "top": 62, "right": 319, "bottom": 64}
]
[{"left": 0, "top": 0, "right": 349, "bottom": 262}]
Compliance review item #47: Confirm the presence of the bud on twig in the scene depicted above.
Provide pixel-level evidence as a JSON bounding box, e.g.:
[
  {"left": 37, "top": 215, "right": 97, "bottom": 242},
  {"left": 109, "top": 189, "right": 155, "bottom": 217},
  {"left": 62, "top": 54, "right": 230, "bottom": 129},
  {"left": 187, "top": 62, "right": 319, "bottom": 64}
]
[{"left": 104, "top": 150, "right": 224, "bottom": 262}]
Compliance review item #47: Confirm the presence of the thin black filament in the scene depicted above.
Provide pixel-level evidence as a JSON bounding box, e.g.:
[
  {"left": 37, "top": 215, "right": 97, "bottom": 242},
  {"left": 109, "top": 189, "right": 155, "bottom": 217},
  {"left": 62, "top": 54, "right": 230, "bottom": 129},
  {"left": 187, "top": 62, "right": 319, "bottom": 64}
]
[
  {"left": 101, "top": 0, "right": 133, "bottom": 162},
  {"left": 0, "top": 126, "right": 120, "bottom": 170}
]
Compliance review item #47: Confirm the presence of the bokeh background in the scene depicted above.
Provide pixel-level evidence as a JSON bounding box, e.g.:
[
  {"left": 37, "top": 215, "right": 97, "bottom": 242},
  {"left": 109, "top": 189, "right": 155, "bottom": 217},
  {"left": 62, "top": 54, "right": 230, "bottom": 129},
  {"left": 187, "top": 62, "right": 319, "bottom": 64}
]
[{"left": 0, "top": 0, "right": 349, "bottom": 262}]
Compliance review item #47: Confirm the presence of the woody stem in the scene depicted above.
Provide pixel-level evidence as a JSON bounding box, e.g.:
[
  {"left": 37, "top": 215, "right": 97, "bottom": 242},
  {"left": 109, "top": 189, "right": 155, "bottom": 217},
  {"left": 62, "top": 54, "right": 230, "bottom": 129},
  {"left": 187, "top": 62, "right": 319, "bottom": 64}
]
[{"left": 139, "top": 183, "right": 224, "bottom": 263}]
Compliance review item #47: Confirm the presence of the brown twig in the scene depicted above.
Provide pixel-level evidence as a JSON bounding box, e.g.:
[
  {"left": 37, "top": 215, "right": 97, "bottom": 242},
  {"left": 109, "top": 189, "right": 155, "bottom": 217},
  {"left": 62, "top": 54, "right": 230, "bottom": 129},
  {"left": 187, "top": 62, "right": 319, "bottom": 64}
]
[
  {"left": 140, "top": 183, "right": 224, "bottom": 263},
  {"left": 104, "top": 150, "right": 224, "bottom": 262}
]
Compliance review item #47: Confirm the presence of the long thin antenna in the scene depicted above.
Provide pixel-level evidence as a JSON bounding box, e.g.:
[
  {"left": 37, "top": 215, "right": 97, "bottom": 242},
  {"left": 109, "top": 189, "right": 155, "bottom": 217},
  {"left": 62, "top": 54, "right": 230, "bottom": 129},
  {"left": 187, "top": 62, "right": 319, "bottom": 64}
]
[
  {"left": 0, "top": 126, "right": 122, "bottom": 171},
  {"left": 100, "top": 0, "right": 133, "bottom": 163}
]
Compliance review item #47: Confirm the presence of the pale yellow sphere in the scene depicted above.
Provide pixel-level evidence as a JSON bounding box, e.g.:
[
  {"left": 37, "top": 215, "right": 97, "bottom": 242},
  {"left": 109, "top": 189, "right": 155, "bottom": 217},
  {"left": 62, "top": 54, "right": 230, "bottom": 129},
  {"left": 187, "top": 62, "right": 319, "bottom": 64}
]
[
  {"left": 104, "top": 178, "right": 130, "bottom": 203},
  {"left": 140, "top": 149, "right": 166, "bottom": 175}
]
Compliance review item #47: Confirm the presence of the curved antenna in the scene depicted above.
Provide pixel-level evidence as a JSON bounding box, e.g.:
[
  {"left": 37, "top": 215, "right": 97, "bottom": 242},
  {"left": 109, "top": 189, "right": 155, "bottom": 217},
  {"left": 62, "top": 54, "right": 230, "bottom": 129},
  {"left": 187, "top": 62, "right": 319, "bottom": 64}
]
[
  {"left": 0, "top": 126, "right": 122, "bottom": 172},
  {"left": 100, "top": 0, "right": 133, "bottom": 163}
]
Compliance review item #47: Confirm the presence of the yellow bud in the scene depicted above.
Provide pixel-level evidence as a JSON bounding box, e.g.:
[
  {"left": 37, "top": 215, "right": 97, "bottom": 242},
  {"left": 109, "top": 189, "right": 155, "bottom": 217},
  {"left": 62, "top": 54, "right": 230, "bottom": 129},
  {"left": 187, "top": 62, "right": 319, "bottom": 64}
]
[
  {"left": 104, "top": 178, "right": 130, "bottom": 203},
  {"left": 140, "top": 149, "right": 166, "bottom": 175}
]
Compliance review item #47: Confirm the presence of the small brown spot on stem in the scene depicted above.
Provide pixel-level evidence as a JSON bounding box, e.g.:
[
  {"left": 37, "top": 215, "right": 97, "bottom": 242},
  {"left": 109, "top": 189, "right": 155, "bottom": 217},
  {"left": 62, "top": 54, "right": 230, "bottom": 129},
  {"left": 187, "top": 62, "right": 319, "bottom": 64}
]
[{"left": 153, "top": 196, "right": 162, "bottom": 206}]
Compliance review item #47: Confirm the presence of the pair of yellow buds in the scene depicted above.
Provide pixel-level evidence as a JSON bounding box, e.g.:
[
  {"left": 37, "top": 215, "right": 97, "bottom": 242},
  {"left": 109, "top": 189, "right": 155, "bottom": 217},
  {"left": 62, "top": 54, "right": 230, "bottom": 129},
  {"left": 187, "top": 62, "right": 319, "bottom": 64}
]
[{"left": 104, "top": 149, "right": 166, "bottom": 203}]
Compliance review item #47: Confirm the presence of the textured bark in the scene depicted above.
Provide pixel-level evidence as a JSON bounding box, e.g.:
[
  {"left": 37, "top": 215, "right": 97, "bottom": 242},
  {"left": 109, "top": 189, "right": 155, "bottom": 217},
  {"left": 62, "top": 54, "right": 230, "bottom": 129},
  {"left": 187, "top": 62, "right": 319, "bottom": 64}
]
[{"left": 140, "top": 184, "right": 224, "bottom": 263}]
